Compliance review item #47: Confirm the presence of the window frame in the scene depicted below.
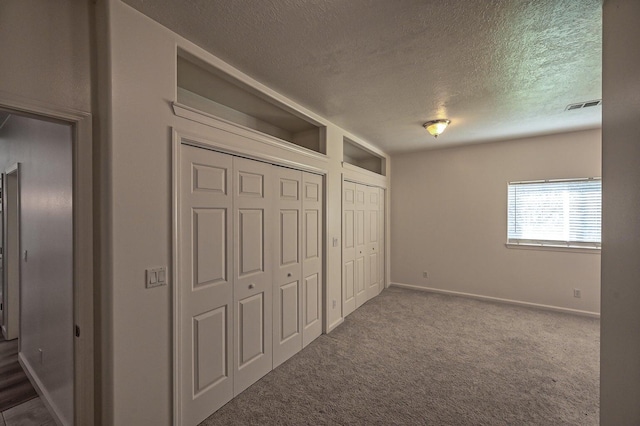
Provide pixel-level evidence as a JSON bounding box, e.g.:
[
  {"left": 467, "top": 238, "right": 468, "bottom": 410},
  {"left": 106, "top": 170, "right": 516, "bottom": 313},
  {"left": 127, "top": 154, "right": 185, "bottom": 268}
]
[{"left": 506, "top": 177, "right": 602, "bottom": 252}]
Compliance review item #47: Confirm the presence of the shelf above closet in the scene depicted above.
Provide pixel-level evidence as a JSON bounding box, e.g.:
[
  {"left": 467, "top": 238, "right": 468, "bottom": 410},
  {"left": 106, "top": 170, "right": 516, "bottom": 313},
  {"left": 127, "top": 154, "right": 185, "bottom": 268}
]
[
  {"left": 343, "top": 137, "right": 386, "bottom": 176},
  {"left": 177, "top": 50, "right": 326, "bottom": 154}
]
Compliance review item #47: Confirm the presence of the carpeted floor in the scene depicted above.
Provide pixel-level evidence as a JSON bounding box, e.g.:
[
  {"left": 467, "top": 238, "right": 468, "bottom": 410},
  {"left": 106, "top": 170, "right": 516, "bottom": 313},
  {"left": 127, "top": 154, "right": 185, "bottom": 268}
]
[{"left": 201, "top": 286, "right": 600, "bottom": 425}]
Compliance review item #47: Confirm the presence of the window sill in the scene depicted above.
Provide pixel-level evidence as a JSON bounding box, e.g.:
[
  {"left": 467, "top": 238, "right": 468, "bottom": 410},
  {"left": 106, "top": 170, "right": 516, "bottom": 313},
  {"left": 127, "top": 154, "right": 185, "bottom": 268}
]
[{"left": 505, "top": 242, "right": 601, "bottom": 254}]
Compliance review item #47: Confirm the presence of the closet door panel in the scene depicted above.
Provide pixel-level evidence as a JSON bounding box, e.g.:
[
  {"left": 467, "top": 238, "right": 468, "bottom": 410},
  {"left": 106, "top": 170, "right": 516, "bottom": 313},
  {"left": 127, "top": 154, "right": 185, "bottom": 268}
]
[
  {"left": 302, "top": 172, "right": 323, "bottom": 346},
  {"left": 379, "top": 187, "right": 385, "bottom": 294},
  {"left": 179, "top": 145, "right": 234, "bottom": 425},
  {"left": 233, "top": 157, "right": 273, "bottom": 396},
  {"left": 279, "top": 281, "right": 299, "bottom": 339},
  {"left": 272, "top": 167, "right": 303, "bottom": 368},
  {"left": 342, "top": 181, "right": 356, "bottom": 316},
  {"left": 366, "top": 186, "right": 380, "bottom": 300},
  {"left": 355, "top": 184, "right": 367, "bottom": 308}
]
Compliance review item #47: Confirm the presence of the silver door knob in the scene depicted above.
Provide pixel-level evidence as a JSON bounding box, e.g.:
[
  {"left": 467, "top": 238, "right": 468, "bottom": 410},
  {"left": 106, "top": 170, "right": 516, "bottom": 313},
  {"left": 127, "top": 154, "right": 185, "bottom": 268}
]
[{"left": 249, "top": 283, "right": 255, "bottom": 289}]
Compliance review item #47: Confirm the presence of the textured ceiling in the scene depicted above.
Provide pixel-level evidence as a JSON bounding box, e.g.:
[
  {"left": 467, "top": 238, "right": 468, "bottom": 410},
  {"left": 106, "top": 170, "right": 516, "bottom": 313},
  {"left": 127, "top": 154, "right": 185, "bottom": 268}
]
[{"left": 122, "top": 0, "right": 602, "bottom": 153}]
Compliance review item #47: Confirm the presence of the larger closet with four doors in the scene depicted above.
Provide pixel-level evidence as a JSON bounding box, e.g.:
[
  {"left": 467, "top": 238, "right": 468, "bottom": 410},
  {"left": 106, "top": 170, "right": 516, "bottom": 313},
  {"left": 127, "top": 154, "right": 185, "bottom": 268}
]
[{"left": 178, "top": 143, "right": 323, "bottom": 425}]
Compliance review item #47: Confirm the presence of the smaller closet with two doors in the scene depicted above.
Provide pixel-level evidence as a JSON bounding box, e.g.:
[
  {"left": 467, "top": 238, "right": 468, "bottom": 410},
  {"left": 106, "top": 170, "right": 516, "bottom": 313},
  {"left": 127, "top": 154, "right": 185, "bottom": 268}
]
[{"left": 342, "top": 181, "right": 385, "bottom": 316}]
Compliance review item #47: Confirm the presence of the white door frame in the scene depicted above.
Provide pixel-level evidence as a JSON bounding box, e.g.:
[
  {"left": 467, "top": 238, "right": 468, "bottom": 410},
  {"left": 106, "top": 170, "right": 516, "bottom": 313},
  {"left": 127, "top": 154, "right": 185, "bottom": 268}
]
[
  {"left": 172, "top": 129, "right": 327, "bottom": 425},
  {"left": 0, "top": 173, "right": 3, "bottom": 330},
  {"left": 2, "top": 163, "right": 20, "bottom": 341},
  {"left": 0, "top": 93, "right": 94, "bottom": 425}
]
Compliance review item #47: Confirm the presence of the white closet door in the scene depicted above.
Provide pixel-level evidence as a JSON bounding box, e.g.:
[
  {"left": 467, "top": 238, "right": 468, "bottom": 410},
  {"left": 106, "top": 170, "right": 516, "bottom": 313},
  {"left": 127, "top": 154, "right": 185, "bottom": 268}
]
[
  {"left": 354, "top": 184, "right": 368, "bottom": 308},
  {"left": 342, "top": 181, "right": 356, "bottom": 317},
  {"left": 366, "top": 185, "right": 380, "bottom": 300},
  {"left": 272, "top": 167, "right": 303, "bottom": 368},
  {"left": 179, "top": 145, "right": 234, "bottom": 425},
  {"left": 233, "top": 157, "right": 273, "bottom": 395},
  {"left": 378, "top": 187, "right": 386, "bottom": 294},
  {"left": 302, "top": 172, "right": 323, "bottom": 346}
]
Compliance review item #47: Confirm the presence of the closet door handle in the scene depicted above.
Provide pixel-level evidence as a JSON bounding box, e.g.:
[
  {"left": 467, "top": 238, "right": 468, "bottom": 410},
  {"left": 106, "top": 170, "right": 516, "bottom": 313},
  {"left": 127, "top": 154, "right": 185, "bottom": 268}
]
[
  {"left": 287, "top": 273, "right": 292, "bottom": 277},
  {"left": 249, "top": 283, "right": 255, "bottom": 289}
]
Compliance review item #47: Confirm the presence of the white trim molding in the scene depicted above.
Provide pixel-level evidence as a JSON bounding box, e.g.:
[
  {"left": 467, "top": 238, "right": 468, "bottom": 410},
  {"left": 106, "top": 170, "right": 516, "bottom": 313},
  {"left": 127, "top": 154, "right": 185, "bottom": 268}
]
[
  {"left": 341, "top": 162, "right": 388, "bottom": 187},
  {"left": 505, "top": 242, "right": 601, "bottom": 254},
  {"left": 20, "top": 354, "right": 67, "bottom": 425},
  {"left": 172, "top": 102, "right": 329, "bottom": 163},
  {"left": 390, "top": 282, "right": 600, "bottom": 318}
]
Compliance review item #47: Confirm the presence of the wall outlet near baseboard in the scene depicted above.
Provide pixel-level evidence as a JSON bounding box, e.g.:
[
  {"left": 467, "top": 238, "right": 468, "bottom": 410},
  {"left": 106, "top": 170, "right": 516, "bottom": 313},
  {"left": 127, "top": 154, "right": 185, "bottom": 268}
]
[
  {"left": 423, "top": 271, "right": 429, "bottom": 279},
  {"left": 573, "top": 288, "right": 582, "bottom": 298}
]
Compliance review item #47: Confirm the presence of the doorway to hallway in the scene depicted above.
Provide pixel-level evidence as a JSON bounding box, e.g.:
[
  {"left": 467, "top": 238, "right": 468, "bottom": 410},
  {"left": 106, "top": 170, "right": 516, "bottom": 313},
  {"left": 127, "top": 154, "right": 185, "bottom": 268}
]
[{"left": 0, "top": 111, "right": 74, "bottom": 425}]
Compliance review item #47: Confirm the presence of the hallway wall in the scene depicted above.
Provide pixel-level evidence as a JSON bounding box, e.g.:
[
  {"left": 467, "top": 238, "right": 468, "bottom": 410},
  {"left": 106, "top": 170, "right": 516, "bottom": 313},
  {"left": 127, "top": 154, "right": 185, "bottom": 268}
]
[{"left": 0, "top": 115, "right": 74, "bottom": 425}]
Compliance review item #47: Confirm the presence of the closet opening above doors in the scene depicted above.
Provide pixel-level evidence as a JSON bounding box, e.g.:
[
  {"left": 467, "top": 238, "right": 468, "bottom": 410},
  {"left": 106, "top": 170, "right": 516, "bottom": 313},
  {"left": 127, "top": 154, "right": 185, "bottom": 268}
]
[{"left": 175, "top": 49, "right": 326, "bottom": 155}]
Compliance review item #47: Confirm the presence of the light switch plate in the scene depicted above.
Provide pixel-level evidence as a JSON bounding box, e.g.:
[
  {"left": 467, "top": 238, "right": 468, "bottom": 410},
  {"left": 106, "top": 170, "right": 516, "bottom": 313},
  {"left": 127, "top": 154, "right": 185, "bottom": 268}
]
[{"left": 146, "top": 266, "right": 167, "bottom": 289}]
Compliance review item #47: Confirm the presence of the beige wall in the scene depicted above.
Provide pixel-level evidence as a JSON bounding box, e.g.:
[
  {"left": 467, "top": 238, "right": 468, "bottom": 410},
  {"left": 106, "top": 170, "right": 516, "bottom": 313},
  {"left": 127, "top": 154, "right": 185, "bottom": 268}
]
[
  {"left": 0, "top": 0, "right": 92, "bottom": 112},
  {"left": 391, "top": 129, "right": 601, "bottom": 314},
  {"left": 601, "top": 0, "right": 640, "bottom": 423}
]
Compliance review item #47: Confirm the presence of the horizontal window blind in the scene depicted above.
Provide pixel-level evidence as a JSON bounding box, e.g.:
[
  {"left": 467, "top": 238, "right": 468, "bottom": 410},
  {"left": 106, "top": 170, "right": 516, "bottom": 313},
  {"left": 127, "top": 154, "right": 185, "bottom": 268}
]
[{"left": 507, "top": 178, "right": 601, "bottom": 248}]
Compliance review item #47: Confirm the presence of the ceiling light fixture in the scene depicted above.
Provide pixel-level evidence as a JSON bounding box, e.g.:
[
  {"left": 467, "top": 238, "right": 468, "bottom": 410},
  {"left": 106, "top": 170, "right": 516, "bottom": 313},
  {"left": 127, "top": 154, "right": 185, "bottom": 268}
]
[{"left": 423, "top": 119, "right": 451, "bottom": 138}]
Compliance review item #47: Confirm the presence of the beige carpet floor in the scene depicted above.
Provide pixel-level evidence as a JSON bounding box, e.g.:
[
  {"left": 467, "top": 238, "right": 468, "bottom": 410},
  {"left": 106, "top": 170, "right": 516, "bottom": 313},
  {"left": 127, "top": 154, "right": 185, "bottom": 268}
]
[{"left": 201, "top": 286, "right": 600, "bottom": 425}]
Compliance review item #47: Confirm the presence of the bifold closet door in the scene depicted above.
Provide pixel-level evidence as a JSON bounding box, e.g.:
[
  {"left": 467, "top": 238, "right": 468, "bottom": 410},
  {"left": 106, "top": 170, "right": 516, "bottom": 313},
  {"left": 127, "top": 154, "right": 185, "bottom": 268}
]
[
  {"left": 273, "top": 167, "right": 303, "bottom": 368},
  {"left": 273, "top": 169, "right": 323, "bottom": 362},
  {"left": 379, "top": 188, "right": 386, "bottom": 293},
  {"left": 343, "top": 181, "right": 385, "bottom": 317},
  {"left": 366, "top": 185, "right": 380, "bottom": 300},
  {"left": 354, "top": 184, "right": 367, "bottom": 308},
  {"left": 179, "top": 145, "right": 234, "bottom": 425},
  {"left": 180, "top": 144, "right": 324, "bottom": 423},
  {"left": 233, "top": 157, "right": 273, "bottom": 396},
  {"left": 342, "top": 181, "right": 356, "bottom": 317},
  {"left": 302, "top": 172, "right": 322, "bottom": 346}
]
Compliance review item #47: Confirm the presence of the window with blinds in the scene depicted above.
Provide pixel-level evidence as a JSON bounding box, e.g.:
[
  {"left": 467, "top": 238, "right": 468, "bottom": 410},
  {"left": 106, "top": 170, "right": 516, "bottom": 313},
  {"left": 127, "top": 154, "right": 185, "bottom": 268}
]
[{"left": 507, "top": 178, "right": 601, "bottom": 249}]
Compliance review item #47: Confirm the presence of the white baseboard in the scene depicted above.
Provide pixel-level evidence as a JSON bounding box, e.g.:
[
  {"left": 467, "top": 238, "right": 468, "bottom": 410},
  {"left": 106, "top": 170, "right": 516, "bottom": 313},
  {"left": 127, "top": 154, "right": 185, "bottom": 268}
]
[
  {"left": 390, "top": 282, "right": 600, "bottom": 318},
  {"left": 19, "top": 352, "right": 66, "bottom": 426},
  {"left": 327, "top": 317, "right": 344, "bottom": 333}
]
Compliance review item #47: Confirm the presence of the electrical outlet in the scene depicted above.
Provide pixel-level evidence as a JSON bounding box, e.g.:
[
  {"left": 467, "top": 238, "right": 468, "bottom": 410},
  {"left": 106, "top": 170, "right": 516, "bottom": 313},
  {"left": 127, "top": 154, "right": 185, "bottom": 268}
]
[
  {"left": 573, "top": 288, "right": 582, "bottom": 298},
  {"left": 423, "top": 271, "right": 429, "bottom": 279},
  {"left": 332, "top": 300, "right": 337, "bottom": 309}
]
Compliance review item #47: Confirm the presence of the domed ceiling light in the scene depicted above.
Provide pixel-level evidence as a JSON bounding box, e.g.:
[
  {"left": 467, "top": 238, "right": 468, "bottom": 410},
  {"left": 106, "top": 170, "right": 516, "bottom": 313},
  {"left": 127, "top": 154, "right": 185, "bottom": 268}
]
[{"left": 423, "top": 119, "right": 451, "bottom": 138}]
